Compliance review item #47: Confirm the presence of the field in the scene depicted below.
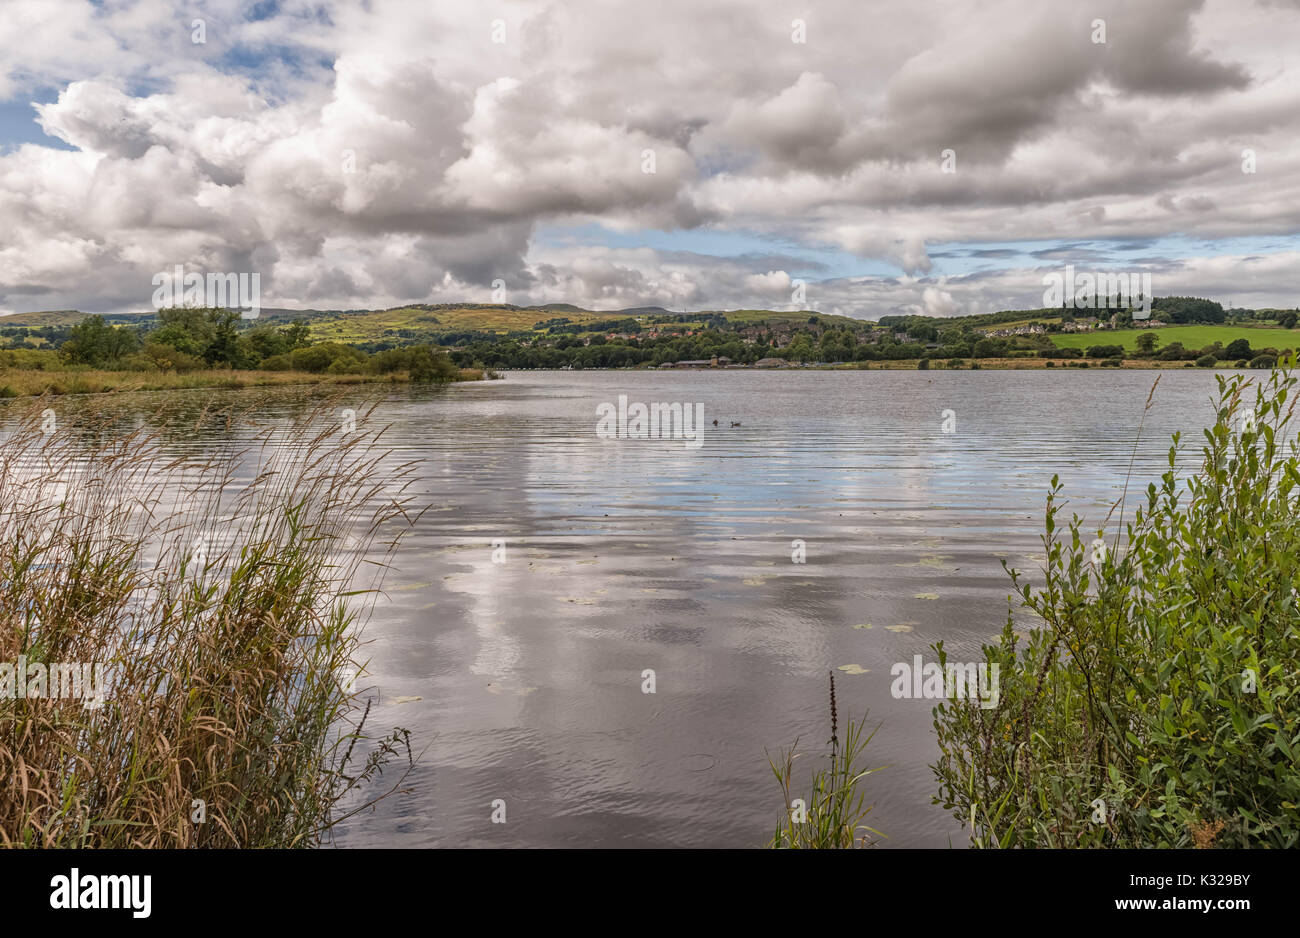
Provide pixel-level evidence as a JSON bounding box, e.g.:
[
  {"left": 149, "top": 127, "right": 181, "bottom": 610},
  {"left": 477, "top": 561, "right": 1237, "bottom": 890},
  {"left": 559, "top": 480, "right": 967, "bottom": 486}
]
[{"left": 1049, "top": 324, "right": 1300, "bottom": 353}]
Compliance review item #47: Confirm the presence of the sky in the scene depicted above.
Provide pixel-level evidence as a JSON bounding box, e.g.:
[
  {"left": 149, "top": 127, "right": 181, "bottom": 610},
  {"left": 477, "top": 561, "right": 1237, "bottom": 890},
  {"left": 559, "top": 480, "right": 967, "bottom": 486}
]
[{"left": 1, "top": 0, "right": 1298, "bottom": 320}]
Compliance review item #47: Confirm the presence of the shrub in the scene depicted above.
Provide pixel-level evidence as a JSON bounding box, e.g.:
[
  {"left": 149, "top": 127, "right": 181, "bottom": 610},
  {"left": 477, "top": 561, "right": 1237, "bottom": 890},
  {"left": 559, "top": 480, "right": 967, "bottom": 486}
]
[
  {"left": 260, "top": 353, "right": 293, "bottom": 371},
  {"left": 137, "top": 342, "right": 206, "bottom": 373},
  {"left": 1086, "top": 345, "right": 1125, "bottom": 359},
  {"left": 289, "top": 343, "right": 367, "bottom": 374},
  {"left": 933, "top": 366, "right": 1300, "bottom": 847},
  {"left": 1251, "top": 354, "right": 1278, "bottom": 369},
  {"left": 1224, "top": 339, "right": 1253, "bottom": 360},
  {"left": 407, "top": 346, "right": 458, "bottom": 383},
  {"left": 1157, "top": 342, "right": 1195, "bottom": 361},
  {"left": 1196, "top": 354, "right": 1217, "bottom": 367}
]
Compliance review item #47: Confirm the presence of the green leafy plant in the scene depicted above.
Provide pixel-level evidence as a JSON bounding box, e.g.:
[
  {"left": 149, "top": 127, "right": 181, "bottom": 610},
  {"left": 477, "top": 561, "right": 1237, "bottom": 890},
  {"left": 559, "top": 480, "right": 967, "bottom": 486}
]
[{"left": 933, "top": 362, "right": 1300, "bottom": 847}]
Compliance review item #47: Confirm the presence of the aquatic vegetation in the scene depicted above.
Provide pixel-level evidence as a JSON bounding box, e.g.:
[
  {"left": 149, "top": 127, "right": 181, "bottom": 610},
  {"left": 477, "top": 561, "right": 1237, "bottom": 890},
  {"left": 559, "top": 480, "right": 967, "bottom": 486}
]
[
  {"left": 767, "top": 671, "right": 883, "bottom": 848},
  {"left": 0, "top": 398, "right": 420, "bottom": 847},
  {"left": 933, "top": 364, "right": 1300, "bottom": 847}
]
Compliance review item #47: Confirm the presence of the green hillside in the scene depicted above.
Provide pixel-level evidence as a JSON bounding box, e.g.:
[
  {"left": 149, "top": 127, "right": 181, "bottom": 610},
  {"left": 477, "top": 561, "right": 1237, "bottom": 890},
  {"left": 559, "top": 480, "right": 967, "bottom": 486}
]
[{"left": 2, "top": 304, "right": 863, "bottom": 342}]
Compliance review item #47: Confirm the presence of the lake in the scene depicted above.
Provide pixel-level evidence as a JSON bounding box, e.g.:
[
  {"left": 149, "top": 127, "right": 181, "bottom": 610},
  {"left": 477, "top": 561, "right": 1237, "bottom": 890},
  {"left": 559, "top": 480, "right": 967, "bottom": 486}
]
[
  {"left": 4, "top": 367, "right": 1238, "bottom": 847},
  {"left": 322, "top": 367, "right": 1229, "bottom": 847}
]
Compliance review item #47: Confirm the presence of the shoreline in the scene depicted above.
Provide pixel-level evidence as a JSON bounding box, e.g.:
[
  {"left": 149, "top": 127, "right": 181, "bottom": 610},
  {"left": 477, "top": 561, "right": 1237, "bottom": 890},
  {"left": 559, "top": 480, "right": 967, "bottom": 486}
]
[
  {"left": 497, "top": 358, "right": 1262, "bottom": 372},
  {"left": 0, "top": 357, "right": 1265, "bottom": 399},
  {"left": 0, "top": 367, "right": 487, "bottom": 398}
]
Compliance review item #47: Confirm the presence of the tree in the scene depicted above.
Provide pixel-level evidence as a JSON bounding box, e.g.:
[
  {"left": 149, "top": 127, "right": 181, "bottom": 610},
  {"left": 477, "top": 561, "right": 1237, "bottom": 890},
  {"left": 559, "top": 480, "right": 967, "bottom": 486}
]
[
  {"left": 408, "top": 345, "right": 459, "bottom": 382},
  {"left": 787, "top": 335, "right": 814, "bottom": 362},
  {"left": 284, "top": 319, "right": 311, "bottom": 349},
  {"left": 203, "top": 310, "right": 243, "bottom": 367},
  {"left": 1224, "top": 338, "right": 1253, "bottom": 360},
  {"left": 1280, "top": 312, "right": 1298, "bottom": 329},
  {"left": 59, "top": 315, "right": 140, "bottom": 366},
  {"left": 1135, "top": 332, "right": 1159, "bottom": 356}
]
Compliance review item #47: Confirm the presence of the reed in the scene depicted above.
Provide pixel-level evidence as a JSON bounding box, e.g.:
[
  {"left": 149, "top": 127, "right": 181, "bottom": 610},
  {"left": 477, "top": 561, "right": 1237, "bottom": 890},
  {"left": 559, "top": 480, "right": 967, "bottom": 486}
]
[
  {"left": 766, "top": 671, "right": 883, "bottom": 848},
  {"left": 0, "top": 395, "right": 421, "bottom": 847},
  {"left": 0, "top": 367, "right": 405, "bottom": 398}
]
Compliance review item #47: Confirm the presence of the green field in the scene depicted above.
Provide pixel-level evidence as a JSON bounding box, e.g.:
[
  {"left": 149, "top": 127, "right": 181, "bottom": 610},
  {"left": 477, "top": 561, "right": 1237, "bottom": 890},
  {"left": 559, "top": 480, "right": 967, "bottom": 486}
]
[{"left": 1050, "top": 324, "right": 1300, "bottom": 353}]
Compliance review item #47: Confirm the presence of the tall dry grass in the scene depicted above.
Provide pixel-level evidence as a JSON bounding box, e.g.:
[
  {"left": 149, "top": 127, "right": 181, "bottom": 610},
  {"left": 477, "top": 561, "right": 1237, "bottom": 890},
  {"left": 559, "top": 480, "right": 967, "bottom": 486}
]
[{"left": 0, "top": 395, "right": 421, "bottom": 847}]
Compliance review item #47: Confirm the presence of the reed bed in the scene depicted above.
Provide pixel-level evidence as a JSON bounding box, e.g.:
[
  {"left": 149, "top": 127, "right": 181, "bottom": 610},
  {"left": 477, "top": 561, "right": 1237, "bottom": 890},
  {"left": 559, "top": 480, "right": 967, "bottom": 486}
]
[
  {"left": 0, "top": 395, "right": 421, "bottom": 847},
  {"left": 0, "top": 368, "right": 405, "bottom": 398}
]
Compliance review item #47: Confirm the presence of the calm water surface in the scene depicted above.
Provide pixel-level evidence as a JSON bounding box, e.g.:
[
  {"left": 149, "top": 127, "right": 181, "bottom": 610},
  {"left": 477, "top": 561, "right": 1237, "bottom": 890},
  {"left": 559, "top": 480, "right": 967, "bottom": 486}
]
[
  {"left": 327, "top": 368, "right": 1227, "bottom": 848},
  {"left": 5, "top": 368, "right": 1237, "bottom": 847}
]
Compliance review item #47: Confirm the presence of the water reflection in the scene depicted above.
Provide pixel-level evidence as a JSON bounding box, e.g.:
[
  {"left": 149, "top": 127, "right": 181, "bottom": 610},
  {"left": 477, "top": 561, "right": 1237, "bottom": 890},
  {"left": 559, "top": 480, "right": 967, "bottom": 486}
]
[{"left": 1, "top": 369, "right": 1233, "bottom": 847}]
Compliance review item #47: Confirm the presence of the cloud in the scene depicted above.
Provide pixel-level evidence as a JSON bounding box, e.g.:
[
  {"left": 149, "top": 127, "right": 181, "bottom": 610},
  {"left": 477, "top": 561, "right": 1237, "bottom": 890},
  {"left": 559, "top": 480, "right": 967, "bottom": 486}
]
[{"left": 0, "top": 0, "right": 1298, "bottom": 316}]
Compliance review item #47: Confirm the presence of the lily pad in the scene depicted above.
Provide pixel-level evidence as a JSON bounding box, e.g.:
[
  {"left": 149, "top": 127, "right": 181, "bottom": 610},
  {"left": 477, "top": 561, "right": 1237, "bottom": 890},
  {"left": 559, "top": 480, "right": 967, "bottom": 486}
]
[{"left": 837, "top": 664, "right": 869, "bottom": 675}]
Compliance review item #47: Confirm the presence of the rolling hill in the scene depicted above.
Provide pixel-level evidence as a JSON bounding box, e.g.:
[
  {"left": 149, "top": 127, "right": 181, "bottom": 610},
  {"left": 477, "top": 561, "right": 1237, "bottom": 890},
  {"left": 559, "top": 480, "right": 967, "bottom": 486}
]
[{"left": 0, "top": 303, "right": 862, "bottom": 340}]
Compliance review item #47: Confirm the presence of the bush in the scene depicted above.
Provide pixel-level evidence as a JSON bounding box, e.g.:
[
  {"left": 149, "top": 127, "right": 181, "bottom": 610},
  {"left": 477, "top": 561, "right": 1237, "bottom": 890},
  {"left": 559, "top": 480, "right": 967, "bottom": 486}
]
[
  {"left": 1251, "top": 355, "right": 1278, "bottom": 369},
  {"left": 1225, "top": 338, "right": 1253, "bottom": 360},
  {"left": 136, "top": 342, "right": 206, "bottom": 373},
  {"left": 1156, "top": 342, "right": 1189, "bottom": 361},
  {"left": 933, "top": 365, "right": 1300, "bottom": 847},
  {"left": 288, "top": 343, "right": 367, "bottom": 374},
  {"left": 1196, "top": 354, "right": 1217, "bottom": 367},
  {"left": 1100, "top": 358, "right": 1121, "bottom": 367},
  {"left": 1086, "top": 345, "right": 1125, "bottom": 359}
]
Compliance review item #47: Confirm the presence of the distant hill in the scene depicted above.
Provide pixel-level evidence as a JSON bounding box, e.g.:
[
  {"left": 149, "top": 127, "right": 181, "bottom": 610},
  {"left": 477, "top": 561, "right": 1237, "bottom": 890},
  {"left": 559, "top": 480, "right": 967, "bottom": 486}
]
[
  {"left": 0, "top": 309, "right": 95, "bottom": 327},
  {"left": 0, "top": 303, "right": 861, "bottom": 343}
]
